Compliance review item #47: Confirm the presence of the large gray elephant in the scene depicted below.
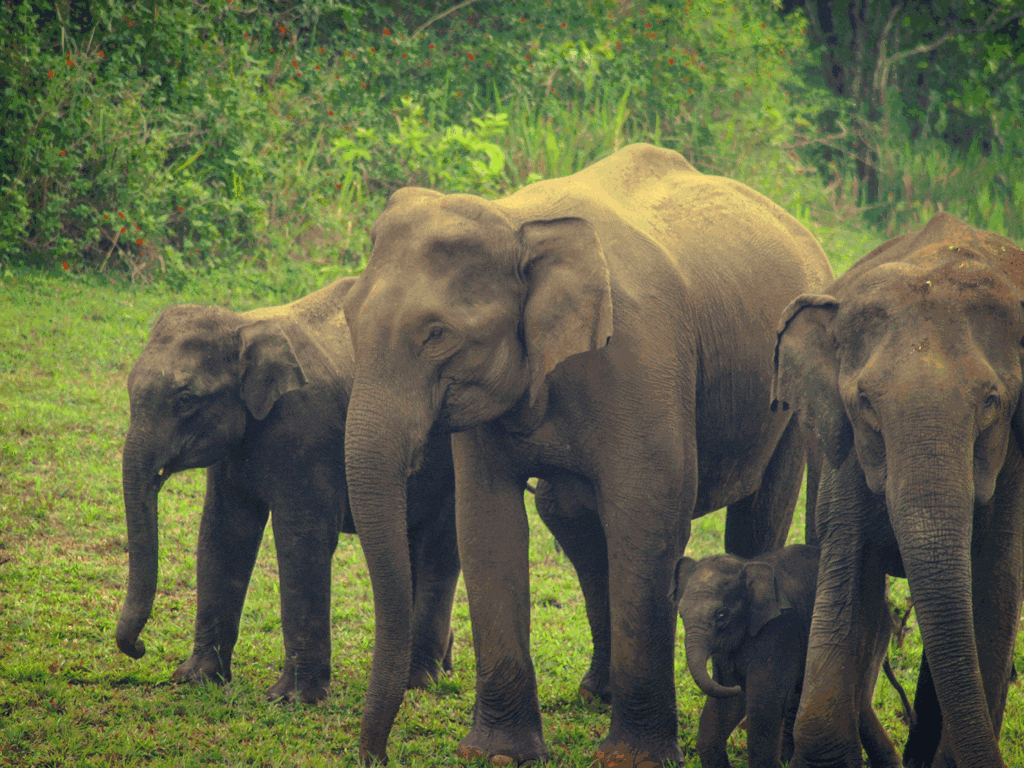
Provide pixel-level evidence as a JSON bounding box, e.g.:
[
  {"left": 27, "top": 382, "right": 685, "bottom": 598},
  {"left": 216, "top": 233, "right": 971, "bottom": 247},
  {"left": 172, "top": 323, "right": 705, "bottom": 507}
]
[
  {"left": 115, "top": 277, "right": 460, "bottom": 703},
  {"left": 771, "top": 212, "right": 1024, "bottom": 767},
  {"left": 341, "top": 143, "right": 833, "bottom": 765}
]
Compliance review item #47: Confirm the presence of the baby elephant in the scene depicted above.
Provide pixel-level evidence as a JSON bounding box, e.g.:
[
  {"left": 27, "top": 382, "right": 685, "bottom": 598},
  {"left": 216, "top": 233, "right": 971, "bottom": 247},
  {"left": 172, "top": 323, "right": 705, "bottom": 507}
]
[
  {"left": 673, "top": 544, "right": 897, "bottom": 768},
  {"left": 116, "top": 277, "right": 460, "bottom": 704}
]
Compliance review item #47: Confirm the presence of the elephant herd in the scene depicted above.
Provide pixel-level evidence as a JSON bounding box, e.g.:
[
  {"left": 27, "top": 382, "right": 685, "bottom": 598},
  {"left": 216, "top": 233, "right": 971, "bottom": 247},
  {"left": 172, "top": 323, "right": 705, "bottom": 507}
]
[{"left": 115, "top": 144, "right": 1024, "bottom": 766}]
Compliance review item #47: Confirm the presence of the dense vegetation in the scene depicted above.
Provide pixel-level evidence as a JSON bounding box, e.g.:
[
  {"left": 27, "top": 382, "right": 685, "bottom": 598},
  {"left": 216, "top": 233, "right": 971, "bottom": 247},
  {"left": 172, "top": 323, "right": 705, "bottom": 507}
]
[{"left": 2, "top": 0, "right": 1021, "bottom": 278}]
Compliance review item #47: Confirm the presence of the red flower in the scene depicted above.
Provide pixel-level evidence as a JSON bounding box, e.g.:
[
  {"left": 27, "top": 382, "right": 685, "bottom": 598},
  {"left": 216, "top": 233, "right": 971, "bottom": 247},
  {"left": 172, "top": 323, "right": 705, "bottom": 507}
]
[
  {"left": 383, "top": 28, "right": 391, "bottom": 36},
  {"left": 361, "top": 82, "right": 367, "bottom": 89},
  {"left": 328, "top": 109, "right": 334, "bottom": 116},
  {"left": 99, "top": 50, "right": 104, "bottom": 57},
  {"left": 136, "top": 238, "right": 143, "bottom": 245},
  {"left": 370, "top": 47, "right": 375, "bottom": 53},
  {"left": 136, "top": 224, "right": 142, "bottom": 230},
  {"left": 668, "top": 57, "right": 674, "bottom": 65},
  {"left": 525, "top": 54, "right": 531, "bottom": 60},
  {"left": 292, "top": 60, "right": 298, "bottom": 68},
  {"left": 103, "top": 214, "right": 109, "bottom": 219},
  {"left": 401, "top": 53, "right": 407, "bottom": 58},
  {"left": 278, "top": 25, "right": 286, "bottom": 33},
  {"left": 336, "top": 183, "right": 342, "bottom": 189},
  {"left": 178, "top": 206, "right": 184, "bottom": 211},
  {"left": 429, "top": 43, "right": 435, "bottom": 49},
  {"left": 561, "top": 22, "right": 566, "bottom": 28},
  {"left": 120, "top": 227, "right": 127, "bottom": 233},
  {"left": 59, "top": 150, "right": 65, "bottom": 156},
  {"left": 467, "top": 53, "right": 474, "bottom": 61},
  {"left": 320, "top": 48, "right": 325, "bottom": 53},
  {"left": 315, "top": 64, "right": 320, "bottom": 69},
  {"left": 520, "top": 16, "right": 526, "bottom": 22},
  {"left": 118, "top": 211, "right": 125, "bottom": 219},
  {"left": 456, "top": 91, "right": 462, "bottom": 98},
  {"left": 48, "top": 70, "right": 54, "bottom": 78},
  {"left": 62, "top": 261, "right": 69, "bottom": 270}
]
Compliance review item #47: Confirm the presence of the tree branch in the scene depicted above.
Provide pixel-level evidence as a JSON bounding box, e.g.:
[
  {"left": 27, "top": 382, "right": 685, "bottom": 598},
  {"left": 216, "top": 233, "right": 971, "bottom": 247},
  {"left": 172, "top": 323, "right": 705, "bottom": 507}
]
[
  {"left": 883, "top": 8, "right": 1024, "bottom": 71},
  {"left": 412, "top": 0, "right": 480, "bottom": 40}
]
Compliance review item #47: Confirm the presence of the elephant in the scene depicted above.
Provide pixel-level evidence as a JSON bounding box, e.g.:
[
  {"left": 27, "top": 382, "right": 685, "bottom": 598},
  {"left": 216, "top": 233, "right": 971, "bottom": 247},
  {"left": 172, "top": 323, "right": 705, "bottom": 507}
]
[
  {"left": 115, "top": 276, "right": 460, "bottom": 704},
  {"left": 340, "top": 143, "right": 834, "bottom": 765},
  {"left": 673, "top": 544, "right": 899, "bottom": 768},
  {"left": 771, "top": 211, "right": 1024, "bottom": 767}
]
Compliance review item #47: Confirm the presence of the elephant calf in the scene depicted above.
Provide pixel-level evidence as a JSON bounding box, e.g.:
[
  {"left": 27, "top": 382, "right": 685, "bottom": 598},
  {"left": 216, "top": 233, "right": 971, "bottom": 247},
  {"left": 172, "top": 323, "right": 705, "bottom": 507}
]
[
  {"left": 116, "top": 276, "right": 460, "bottom": 703},
  {"left": 673, "top": 544, "right": 898, "bottom": 768}
]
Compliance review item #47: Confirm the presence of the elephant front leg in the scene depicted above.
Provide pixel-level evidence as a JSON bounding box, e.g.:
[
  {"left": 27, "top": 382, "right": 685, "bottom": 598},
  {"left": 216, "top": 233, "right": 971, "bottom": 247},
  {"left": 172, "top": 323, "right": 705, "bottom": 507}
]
[
  {"left": 696, "top": 685, "right": 744, "bottom": 768},
  {"left": 267, "top": 505, "right": 338, "bottom": 704},
  {"left": 173, "top": 467, "right": 269, "bottom": 686},
  {"left": 792, "top": 462, "right": 889, "bottom": 767},
  {"left": 452, "top": 431, "right": 548, "bottom": 765},
  {"left": 407, "top": 491, "right": 461, "bottom": 689}
]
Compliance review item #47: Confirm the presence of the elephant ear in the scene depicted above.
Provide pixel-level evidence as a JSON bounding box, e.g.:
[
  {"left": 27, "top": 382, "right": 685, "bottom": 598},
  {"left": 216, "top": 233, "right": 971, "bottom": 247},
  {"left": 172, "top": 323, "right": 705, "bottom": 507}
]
[
  {"left": 237, "top": 320, "right": 307, "bottom": 420},
  {"left": 744, "top": 561, "right": 789, "bottom": 636},
  {"left": 668, "top": 556, "right": 698, "bottom": 606},
  {"left": 771, "top": 293, "right": 852, "bottom": 469},
  {"left": 519, "top": 217, "right": 614, "bottom": 405}
]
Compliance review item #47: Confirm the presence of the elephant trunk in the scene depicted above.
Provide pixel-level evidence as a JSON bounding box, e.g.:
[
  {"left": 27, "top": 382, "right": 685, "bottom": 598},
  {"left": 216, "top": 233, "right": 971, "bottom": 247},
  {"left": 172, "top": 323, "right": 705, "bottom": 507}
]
[
  {"left": 345, "top": 376, "right": 430, "bottom": 765},
  {"left": 115, "top": 430, "right": 163, "bottom": 659},
  {"left": 886, "top": 435, "right": 1004, "bottom": 766},
  {"left": 684, "top": 624, "right": 742, "bottom": 698}
]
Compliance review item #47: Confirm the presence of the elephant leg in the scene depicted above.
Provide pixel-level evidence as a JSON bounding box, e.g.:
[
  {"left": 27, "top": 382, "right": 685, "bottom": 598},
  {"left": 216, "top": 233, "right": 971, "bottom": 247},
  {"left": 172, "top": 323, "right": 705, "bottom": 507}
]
[
  {"left": 803, "top": 420, "right": 822, "bottom": 546},
  {"left": 903, "top": 652, "right": 942, "bottom": 768},
  {"left": 595, "top": 473, "right": 693, "bottom": 767},
  {"left": 534, "top": 477, "right": 611, "bottom": 705},
  {"left": 266, "top": 503, "right": 338, "bottom": 704},
  {"left": 452, "top": 431, "right": 548, "bottom": 765},
  {"left": 792, "top": 459, "right": 888, "bottom": 768},
  {"left": 858, "top": 600, "right": 901, "bottom": 768},
  {"left": 744, "top": 619, "right": 804, "bottom": 768},
  {"left": 173, "top": 464, "right": 269, "bottom": 686},
  {"left": 696, "top": 683, "right": 744, "bottom": 768},
  {"left": 724, "top": 415, "right": 804, "bottom": 558},
  {"left": 407, "top": 490, "right": 461, "bottom": 689}
]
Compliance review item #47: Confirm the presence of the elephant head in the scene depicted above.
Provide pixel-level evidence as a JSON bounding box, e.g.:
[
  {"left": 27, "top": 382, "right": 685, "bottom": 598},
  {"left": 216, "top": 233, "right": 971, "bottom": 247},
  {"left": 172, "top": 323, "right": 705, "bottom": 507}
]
[
  {"left": 672, "top": 555, "right": 790, "bottom": 698},
  {"left": 116, "top": 305, "right": 306, "bottom": 660},
  {"left": 771, "top": 214, "right": 1024, "bottom": 764},
  {"left": 342, "top": 188, "right": 613, "bottom": 763}
]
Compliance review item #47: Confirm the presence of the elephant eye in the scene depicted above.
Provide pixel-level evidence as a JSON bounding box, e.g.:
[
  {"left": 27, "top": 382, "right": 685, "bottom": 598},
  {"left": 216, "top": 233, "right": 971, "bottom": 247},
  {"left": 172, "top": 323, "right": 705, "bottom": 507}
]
[
  {"left": 983, "top": 393, "right": 999, "bottom": 410},
  {"left": 426, "top": 326, "right": 445, "bottom": 342},
  {"left": 713, "top": 608, "right": 729, "bottom": 626},
  {"left": 175, "top": 391, "right": 198, "bottom": 411}
]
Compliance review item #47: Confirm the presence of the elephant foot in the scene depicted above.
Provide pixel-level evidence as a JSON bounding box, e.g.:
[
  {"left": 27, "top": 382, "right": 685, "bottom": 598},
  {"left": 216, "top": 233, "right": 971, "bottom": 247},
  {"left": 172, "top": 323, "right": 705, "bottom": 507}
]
[
  {"left": 172, "top": 652, "right": 229, "bottom": 685},
  {"left": 266, "top": 664, "right": 330, "bottom": 704},
  {"left": 593, "top": 736, "right": 681, "bottom": 768},
  {"left": 456, "top": 723, "right": 549, "bottom": 766},
  {"left": 408, "top": 660, "right": 449, "bottom": 690},
  {"left": 578, "top": 670, "right": 611, "bottom": 707}
]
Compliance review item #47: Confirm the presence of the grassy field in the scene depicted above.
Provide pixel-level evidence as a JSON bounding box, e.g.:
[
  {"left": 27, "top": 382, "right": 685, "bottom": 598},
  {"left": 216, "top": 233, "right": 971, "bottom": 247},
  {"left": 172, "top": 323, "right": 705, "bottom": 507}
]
[{"left": 1, "top": 221, "right": 1022, "bottom": 766}]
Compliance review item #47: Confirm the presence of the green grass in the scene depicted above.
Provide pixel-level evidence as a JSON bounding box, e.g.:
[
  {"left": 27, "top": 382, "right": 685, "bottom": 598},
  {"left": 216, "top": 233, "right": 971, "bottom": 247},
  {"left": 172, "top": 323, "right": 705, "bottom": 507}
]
[{"left": 1, "top": 241, "right": 1022, "bottom": 766}]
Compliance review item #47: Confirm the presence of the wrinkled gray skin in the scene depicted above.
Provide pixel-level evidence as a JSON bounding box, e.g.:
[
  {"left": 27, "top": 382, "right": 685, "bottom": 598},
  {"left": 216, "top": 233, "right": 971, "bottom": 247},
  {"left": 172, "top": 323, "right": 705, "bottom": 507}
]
[
  {"left": 673, "top": 545, "right": 899, "bottom": 768},
  {"left": 341, "top": 144, "right": 833, "bottom": 765},
  {"left": 115, "top": 277, "right": 459, "bottom": 703},
  {"left": 773, "top": 212, "right": 1024, "bottom": 767}
]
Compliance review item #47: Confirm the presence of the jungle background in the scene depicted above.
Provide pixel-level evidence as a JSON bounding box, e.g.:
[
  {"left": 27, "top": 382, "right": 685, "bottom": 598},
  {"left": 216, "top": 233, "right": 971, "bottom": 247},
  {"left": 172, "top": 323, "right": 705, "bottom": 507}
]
[{"left": 1, "top": 0, "right": 1023, "bottom": 765}]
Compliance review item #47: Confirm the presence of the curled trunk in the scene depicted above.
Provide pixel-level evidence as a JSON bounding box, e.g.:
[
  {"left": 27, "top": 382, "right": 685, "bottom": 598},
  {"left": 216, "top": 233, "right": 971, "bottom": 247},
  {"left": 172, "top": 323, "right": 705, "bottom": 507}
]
[
  {"left": 116, "top": 435, "right": 162, "bottom": 659},
  {"left": 684, "top": 626, "right": 742, "bottom": 698}
]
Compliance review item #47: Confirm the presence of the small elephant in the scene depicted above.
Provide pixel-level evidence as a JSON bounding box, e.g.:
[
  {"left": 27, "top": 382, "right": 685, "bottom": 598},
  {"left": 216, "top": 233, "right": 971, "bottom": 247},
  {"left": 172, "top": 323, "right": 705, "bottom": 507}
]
[
  {"left": 673, "top": 544, "right": 899, "bottom": 768},
  {"left": 772, "top": 212, "right": 1024, "bottom": 767},
  {"left": 115, "top": 276, "right": 460, "bottom": 703}
]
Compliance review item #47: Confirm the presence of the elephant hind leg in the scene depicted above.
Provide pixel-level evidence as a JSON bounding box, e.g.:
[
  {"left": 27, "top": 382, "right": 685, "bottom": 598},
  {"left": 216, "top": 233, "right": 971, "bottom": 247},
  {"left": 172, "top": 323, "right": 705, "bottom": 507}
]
[
  {"left": 534, "top": 478, "right": 611, "bottom": 704},
  {"left": 725, "top": 416, "right": 805, "bottom": 558}
]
